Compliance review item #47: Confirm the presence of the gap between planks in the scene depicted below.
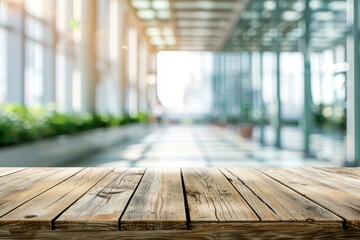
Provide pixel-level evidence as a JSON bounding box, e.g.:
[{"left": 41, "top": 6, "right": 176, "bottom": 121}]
[{"left": 259, "top": 168, "right": 360, "bottom": 230}]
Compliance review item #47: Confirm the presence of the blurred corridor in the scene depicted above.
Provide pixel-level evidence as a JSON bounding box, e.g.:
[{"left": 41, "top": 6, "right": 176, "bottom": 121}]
[
  {"left": 65, "top": 125, "right": 340, "bottom": 168},
  {"left": 0, "top": 0, "right": 359, "bottom": 167}
]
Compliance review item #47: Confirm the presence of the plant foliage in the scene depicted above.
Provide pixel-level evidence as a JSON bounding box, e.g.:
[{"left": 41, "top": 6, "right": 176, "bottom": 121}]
[{"left": 0, "top": 104, "right": 150, "bottom": 148}]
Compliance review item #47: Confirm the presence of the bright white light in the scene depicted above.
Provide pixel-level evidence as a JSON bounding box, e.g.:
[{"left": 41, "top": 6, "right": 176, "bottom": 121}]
[
  {"left": 146, "top": 27, "right": 162, "bottom": 36},
  {"left": 293, "top": 2, "right": 305, "bottom": 12},
  {"left": 334, "top": 62, "right": 350, "bottom": 73},
  {"left": 157, "top": 52, "right": 213, "bottom": 114},
  {"left": 264, "top": 1, "right": 276, "bottom": 11},
  {"left": 310, "top": 0, "right": 322, "bottom": 10},
  {"left": 137, "top": 9, "right": 156, "bottom": 20},
  {"left": 153, "top": 0, "right": 169, "bottom": 10},
  {"left": 73, "top": 71, "right": 82, "bottom": 112},
  {"left": 146, "top": 74, "right": 157, "bottom": 85},
  {"left": 282, "top": 11, "right": 302, "bottom": 21},
  {"left": 131, "top": 0, "right": 151, "bottom": 9},
  {"left": 150, "top": 37, "right": 165, "bottom": 45}
]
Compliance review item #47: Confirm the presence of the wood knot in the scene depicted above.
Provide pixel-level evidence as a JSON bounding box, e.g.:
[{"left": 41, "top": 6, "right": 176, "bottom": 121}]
[
  {"left": 306, "top": 218, "right": 315, "bottom": 222},
  {"left": 24, "top": 215, "right": 38, "bottom": 219}
]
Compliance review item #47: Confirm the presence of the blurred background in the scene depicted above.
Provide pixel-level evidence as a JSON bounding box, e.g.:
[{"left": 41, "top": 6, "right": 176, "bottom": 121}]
[{"left": 0, "top": 0, "right": 359, "bottom": 168}]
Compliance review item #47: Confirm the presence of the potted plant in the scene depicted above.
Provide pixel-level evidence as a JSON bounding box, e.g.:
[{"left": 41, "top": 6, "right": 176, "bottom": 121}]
[{"left": 238, "top": 105, "right": 255, "bottom": 139}]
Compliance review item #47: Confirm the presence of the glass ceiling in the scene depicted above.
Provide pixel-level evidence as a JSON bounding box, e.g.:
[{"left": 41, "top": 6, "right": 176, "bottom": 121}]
[
  {"left": 130, "top": 0, "right": 349, "bottom": 52},
  {"left": 130, "top": 0, "right": 239, "bottom": 51},
  {"left": 225, "top": 0, "right": 349, "bottom": 52}
]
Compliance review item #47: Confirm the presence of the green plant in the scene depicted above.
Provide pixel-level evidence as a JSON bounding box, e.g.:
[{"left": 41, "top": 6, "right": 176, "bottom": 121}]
[
  {"left": 312, "top": 103, "right": 346, "bottom": 131},
  {"left": 239, "top": 105, "right": 255, "bottom": 124},
  {"left": 0, "top": 104, "right": 150, "bottom": 148}
]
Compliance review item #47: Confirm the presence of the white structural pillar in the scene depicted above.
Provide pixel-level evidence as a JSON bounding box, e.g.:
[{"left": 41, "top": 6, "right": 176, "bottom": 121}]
[
  {"left": 128, "top": 27, "right": 138, "bottom": 116},
  {"left": 138, "top": 39, "right": 149, "bottom": 113},
  {"left": 6, "top": 1, "right": 25, "bottom": 104},
  {"left": 118, "top": 2, "right": 129, "bottom": 115},
  {"left": 147, "top": 50, "right": 158, "bottom": 110},
  {"left": 80, "top": 0, "right": 97, "bottom": 113},
  {"left": 347, "top": 0, "right": 360, "bottom": 166},
  {"left": 59, "top": 0, "right": 75, "bottom": 113},
  {"left": 43, "top": 0, "right": 57, "bottom": 104}
]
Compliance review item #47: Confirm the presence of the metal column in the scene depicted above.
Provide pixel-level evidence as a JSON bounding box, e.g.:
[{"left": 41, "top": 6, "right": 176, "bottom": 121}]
[
  {"left": 260, "top": 51, "right": 266, "bottom": 145},
  {"left": 212, "top": 53, "right": 219, "bottom": 120},
  {"left": 347, "top": 0, "right": 360, "bottom": 166},
  {"left": 275, "top": 0, "right": 282, "bottom": 148},
  {"left": 303, "top": 0, "right": 313, "bottom": 156},
  {"left": 220, "top": 53, "right": 228, "bottom": 124}
]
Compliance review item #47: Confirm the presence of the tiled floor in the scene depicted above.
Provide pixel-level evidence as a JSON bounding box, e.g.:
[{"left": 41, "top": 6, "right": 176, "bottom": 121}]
[
  {"left": 254, "top": 126, "right": 347, "bottom": 165},
  {"left": 68, "top": 125, "right": 345, "bottom": 168}
]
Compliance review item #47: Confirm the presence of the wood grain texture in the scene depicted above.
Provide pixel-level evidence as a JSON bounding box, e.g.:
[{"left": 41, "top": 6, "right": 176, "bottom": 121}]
[
  {"left": 0, "top": 167, "right": 359, "bottom": 233},
  {"left": 121, "top": 168, "right": 186, "bottom": 230},
  {"left": 0, "top": 168, "right": 112, "bottom": 230},
  {"left": 219, "top": 168, "right": 279, "bottom": 222},
  {"left": 55, "top": 168, "right": 145, "bottom": 231},
  {"left": 317, "top": 167, "right": 360, "bottom": 180},
  {"left": 261, "top": 168, "right": 360, "bottom": 230},
  {"left": 0, "top": 168, "right": 26, "bottom": 177},
  {"left": 222, "top": 168, "right": 341, "bottom": 228},
  {"left": 182, "top": 168, "right": 259, "bottom": 230},
  {"left": 300, "top": 168, "right": 360, "bottom": 197},
  {"left": 0, "top": 168, "right": 83, "bottom": 218},
  {"left": 1, "top": 230, "right": 358, "bottom": 240}
]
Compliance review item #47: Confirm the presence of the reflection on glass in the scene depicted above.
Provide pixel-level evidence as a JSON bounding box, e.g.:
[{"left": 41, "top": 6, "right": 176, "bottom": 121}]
[
  {"left": 25, "top": 40, "right": 44, "bottom": 106},
  {"left": 0, "top": 28, "right": 6, "bottom": 104}
]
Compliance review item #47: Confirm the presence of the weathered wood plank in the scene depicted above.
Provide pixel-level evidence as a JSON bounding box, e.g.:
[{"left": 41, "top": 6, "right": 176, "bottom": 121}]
[
  {"left": 0, "top": 168, "right": 112, "bottom": 230},
  {"left": 55, "top": 168, "right": 145, "bottom": 231},
  {"left": 0, "top": 168, "right": 83, "bottom": 218},
  {"left": 121, "top": 168, "right": 186, "bottom": 230},
  {"left": 182, "top": 168, "right": 259, "bottom": 230},
  {"left": 219, "top": 168, "right": 279, "bottom": 222},
  {"left": 300, "top": 168, "right": 360, "bottom": 197},
  {"left": 1, "top": 230, "right": 359, "bottom": 240},
  {"left": 317, "top": 167, "right": 360, "bottom": 180},
  {"left": 222, "top": 168, "right": 342, "bottom": 229},
  {"left": 0, "top": 168, "right": 26, "bottom": 178},
  {"left": 261, "top": 168, "right": 360, "bottom": 230}
]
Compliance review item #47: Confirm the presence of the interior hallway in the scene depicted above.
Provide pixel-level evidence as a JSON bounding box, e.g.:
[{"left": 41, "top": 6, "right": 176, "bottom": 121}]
[{"left": 66, "top": 125, "right": 340, "bottom": 168}]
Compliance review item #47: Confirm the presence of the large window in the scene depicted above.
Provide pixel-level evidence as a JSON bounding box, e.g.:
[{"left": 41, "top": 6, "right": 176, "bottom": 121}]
[
  {"left": 0, "top": 28, "right": 6, "bottom": 104},
  {"left": 0, "top": 0, "right": 147, "bottom": 115},
  {"left": 56, "top": 0, "right": 71, "bottom": 112},
  {"left": 0, "top": 0, "right": 7, "bottom": 104},
  {"left": 0, "top": 0, "right": 7, "bottom": 25},
  {"left": 157, "top": 51, "right": 213, "bottom": 115},
  {"left": 24, "top": 0, "right": 47, "bottom": 106},
  {"left": 24, "top": 40, "right": 44, "bottom": 106},
  {"left": 280, "top": 53, "right": 303, "bottom": 120}
]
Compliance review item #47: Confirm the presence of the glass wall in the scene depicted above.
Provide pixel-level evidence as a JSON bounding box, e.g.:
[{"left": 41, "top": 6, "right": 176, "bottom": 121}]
[
  {"left": 0, "top": 0, "right": 153, "bottom": 115},
  {"left": 0, "top": 0, "right": 8, "bottom": 104},
  {"left": 157, "top": 51, "right": 213, "bottom": 117},
  {"left": 24, "top": 0, "right": 46, "bottom": 106}
]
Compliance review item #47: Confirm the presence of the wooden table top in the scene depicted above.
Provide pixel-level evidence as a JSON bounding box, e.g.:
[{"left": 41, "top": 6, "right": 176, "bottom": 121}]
[{"left": 0, "top": 167, "right": 360, "bottom": 237}]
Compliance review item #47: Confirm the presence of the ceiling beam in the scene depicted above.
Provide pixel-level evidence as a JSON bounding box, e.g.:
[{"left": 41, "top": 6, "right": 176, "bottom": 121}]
[{"left": 216, "top": 0, "right": 250, "bottom": 51}]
